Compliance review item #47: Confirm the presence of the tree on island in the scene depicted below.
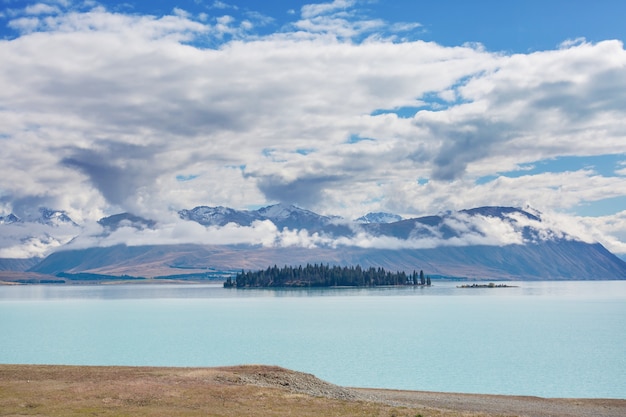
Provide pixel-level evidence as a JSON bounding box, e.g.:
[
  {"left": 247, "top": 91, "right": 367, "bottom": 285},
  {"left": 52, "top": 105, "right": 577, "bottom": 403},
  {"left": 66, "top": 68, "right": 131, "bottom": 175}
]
[{"left": 226, "top": 264, "right": 432, "bottom": 288}]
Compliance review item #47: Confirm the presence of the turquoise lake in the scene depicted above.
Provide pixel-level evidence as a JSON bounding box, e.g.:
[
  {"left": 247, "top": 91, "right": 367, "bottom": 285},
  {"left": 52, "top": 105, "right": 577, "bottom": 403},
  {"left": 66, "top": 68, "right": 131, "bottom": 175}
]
[{"left": 1, "top": 280, "right": 625, "bottom": 399}]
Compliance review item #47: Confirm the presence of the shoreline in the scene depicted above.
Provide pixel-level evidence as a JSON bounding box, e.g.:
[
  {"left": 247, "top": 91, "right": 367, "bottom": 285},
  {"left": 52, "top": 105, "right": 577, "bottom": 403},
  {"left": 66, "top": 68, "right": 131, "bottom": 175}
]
[{"left": 1, "top": 364, "right": 624, "bottom": 417}]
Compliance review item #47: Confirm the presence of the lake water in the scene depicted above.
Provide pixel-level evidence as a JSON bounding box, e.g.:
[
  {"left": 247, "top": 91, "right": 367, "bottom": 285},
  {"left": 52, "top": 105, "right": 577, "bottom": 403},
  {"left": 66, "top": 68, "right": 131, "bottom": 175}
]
[{"left": 1, "top": 281, "right": 625, "bottom": 399}]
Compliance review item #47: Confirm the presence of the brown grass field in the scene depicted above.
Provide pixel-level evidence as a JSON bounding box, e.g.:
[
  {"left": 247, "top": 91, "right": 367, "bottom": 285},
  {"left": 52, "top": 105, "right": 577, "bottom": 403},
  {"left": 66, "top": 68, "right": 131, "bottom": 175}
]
[{"left": 1, "top": 364, "right": 624, "bottom": 417}]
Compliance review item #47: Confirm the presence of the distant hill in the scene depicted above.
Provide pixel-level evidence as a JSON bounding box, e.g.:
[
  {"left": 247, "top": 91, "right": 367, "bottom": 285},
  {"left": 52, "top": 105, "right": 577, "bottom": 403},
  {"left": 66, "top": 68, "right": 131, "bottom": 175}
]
[
  {"left": 2, "top": 205, "right": 626, "bottom": 281},
  {"left": 28, "top": 240, "right": 626, "bottom": 281},
  {"left": 0, "top": 258, "right": 41, "bottom": 272}
]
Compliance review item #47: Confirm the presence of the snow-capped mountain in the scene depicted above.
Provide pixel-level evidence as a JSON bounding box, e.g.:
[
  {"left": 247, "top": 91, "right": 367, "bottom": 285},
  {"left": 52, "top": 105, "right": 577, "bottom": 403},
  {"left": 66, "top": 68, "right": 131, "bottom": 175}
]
[
  {"left": 0, "top": 213, "right": 20, "bottom": 224},
  {"left": 256, "top": 203, "right": 339, "bottom": 230},
  {"left": 178, "top": 203, "right": 350, "bottom": 235},
  {"left": 257, "top": 203, "right": 319, "bottom": 220},
  {"left": 356, "top": 212, "right": 403, "bottom": 224},
  {"left": 0, "top": 208, "right": 80, "bottom": 259},
  {"left": 176, "top": 204, "right": 571, "bottom": 247},
  {"left": 0, "top": 208, "right": 77, "bottom": 227},
  {"left": 36, "top": 208, "right": 77, "bottom": 227},
  {"left": 179, "top": 206, "right": 261, "bottom": 227}
]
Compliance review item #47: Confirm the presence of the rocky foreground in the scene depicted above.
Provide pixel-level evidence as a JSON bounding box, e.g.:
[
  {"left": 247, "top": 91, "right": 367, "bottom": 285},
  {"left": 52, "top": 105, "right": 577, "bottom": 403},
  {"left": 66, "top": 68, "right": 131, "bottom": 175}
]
[{"left": 1, "top": 364, "right": 624, "bottom": 417}]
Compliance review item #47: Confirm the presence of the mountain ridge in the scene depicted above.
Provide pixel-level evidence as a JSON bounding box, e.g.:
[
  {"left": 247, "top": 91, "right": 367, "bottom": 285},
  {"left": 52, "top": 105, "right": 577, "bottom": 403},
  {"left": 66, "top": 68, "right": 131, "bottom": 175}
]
[
  {"left": 2, "top": 204, "right": 626, "bottom": 281},
  {"left": 0, "top": 208, "right": 77, "bottom": 227}
]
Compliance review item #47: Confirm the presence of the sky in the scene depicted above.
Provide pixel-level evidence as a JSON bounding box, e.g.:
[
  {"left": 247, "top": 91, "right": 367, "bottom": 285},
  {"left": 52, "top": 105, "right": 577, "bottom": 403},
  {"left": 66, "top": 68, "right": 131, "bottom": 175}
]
[{"left": 1, "top": 0, "right": 626, "bottom": 257}]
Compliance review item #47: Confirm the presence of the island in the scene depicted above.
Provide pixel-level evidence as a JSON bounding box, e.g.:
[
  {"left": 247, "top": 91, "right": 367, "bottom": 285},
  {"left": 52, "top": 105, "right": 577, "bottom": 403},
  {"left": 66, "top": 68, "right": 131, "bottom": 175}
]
[
  {"left": 457, "top": 282, "right": 518, "bottom": 288},
  {"left": 224, "top": 264, "right": 432, "bottom": 288}
]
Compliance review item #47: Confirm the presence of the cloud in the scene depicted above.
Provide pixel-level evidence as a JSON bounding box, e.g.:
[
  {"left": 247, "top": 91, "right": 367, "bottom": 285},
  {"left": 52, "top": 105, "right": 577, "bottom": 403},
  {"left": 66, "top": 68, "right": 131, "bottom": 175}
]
[
  {"left": 211, "top": 1, "right": 237, "bottom": 11},
  {"left": 61, "top": 217, "right": 341, "bottom": 253},
  {"left": 7, "top": 17, "right": 40, "bottom": 32},
  {"left": 24, "top": 3, "right": 61, "bottom": 16},
  {"left": 60, "top": 211, "right": 527, "bottom": 255},
  {"left": 294, "top": 0, "right": 414, "bottom": 40},
  {"left": 300, "top": 0, "right": 356, "bottom": 19},
  {"left": 0, "top": 2, "right": 625, "bottom": 256},
  {"left": 255, "top": 174, "right": 345, "bottom": 208},
  {"left": 565, "top": 210, "right": 626, "bottom": 255},
  {"left": 0, "top": 221, "right": 81, "bottom": 258},
  {"left": 0, "top": 6, "right": 493, "bottom": 217}
]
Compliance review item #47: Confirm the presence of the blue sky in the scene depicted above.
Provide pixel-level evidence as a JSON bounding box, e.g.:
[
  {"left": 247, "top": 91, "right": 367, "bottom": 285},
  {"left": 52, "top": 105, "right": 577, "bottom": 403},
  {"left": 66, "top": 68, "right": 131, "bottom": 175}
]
[
  {"left": 1, "top": 0, "right": 626, "bottom": 256},
  {"left": 4, "top": 1, "right": 626, "bottom": 51}
]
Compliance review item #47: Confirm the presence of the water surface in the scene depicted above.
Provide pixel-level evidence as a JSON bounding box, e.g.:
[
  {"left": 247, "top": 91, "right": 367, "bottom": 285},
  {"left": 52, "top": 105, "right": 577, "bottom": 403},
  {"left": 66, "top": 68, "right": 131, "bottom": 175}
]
[{"left": 1, "top": 281, "right": 624, "bottom": 398}]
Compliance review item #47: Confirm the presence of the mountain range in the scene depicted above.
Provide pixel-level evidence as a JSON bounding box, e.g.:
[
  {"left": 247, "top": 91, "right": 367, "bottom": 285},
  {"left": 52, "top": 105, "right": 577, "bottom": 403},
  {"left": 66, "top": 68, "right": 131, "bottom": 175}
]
[
  {"left": 1, "top": 204, "right": 626, "bottom": 282},
  {"left": 0, "top": 208, "right": 77, "bottom": 227}
]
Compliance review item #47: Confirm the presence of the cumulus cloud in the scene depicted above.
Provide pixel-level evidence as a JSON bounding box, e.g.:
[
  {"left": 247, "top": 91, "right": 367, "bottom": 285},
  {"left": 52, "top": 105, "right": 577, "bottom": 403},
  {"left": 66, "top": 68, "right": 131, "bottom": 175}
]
[
  {"left": 60, "top": 142, "right": 166, "bottom": 212},
  {"left": 24, "top": 3, "right": 61, "bottom": 16},
  {"left": 255, "top": 174, "right": 345, "bottom": 208},
  {"left": 562, "top": 211, "right": 626, "bottom": 255},
  {"left": 0, "top": 1, "right": 625, "bottom": 255},
  {"left": 300, "top": 0, "right": 355, "bottom": 20},
  {"left": 58, "top": 217, "right": 344, "bottom": 254}
]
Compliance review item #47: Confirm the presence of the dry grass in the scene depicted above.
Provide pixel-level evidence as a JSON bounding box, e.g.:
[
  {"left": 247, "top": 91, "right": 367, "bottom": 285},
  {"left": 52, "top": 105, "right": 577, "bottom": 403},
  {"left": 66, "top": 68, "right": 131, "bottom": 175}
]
[{"left": 1, "top": 364, "right": 624, "bottom": 417}]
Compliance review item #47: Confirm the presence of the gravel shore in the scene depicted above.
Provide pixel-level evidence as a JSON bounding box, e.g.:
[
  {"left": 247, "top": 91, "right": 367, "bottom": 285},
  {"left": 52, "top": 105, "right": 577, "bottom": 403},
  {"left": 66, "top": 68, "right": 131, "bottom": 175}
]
[
  {"left": 355, "top": 388, "right": 626, "bottom": 417},
  {"left": 226, "top": 365, "right": 626, "bottom": 417}
]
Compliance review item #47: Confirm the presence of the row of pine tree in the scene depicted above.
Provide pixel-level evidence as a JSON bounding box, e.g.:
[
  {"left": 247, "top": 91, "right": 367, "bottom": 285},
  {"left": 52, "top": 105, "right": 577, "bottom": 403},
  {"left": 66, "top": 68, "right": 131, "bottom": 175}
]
[{"left": 225, "top": 264, "right": 431, "bottom": 288}]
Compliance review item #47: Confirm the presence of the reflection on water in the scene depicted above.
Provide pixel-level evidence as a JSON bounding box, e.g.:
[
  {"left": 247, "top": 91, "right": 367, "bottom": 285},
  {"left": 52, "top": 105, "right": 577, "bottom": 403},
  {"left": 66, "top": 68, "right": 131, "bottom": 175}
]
[{"left": 1, "top": 279, "right": 625, "bottom": 300}]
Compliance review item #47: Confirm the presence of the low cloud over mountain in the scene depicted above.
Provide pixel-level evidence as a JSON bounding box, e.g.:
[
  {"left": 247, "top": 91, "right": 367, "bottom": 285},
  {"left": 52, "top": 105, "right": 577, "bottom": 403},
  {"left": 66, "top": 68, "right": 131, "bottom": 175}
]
[{"left": 1, "top": 204, "right": 625, "bottom": 281}]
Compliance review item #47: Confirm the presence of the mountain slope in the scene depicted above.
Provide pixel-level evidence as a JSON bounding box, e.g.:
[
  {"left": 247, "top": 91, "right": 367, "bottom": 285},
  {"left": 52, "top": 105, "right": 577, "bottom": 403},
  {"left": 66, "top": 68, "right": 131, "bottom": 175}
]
[
  {"left": 29, "top": 239, "right": 626, "bottom": 280},
  {"left": 0, "top": 257, "right": 41, "bottom": 272}
]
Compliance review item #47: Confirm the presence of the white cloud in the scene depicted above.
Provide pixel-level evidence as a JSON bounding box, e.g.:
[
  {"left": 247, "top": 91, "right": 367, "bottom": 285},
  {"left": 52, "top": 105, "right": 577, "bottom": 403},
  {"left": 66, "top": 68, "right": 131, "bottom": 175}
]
[
  {"left": 172, "top": 7, "right": 191, "bottom": 19},
  {"left": 559, "top": 37, "right": 587, "bottom": 49},
  {"left": 0, "top": 4, "right": 625, "bottom": 256},
  {"left": 300, "top": 0, "right": 355, "bottom": 19},
  {"left": 63, "top": 214, "right": 513, "bottom": 254},
  {"left": 211, "top": 1, "right": 237, "bottom": 10},
  {"left": 333, "top": 213, "right": 525, "bottom": 250},
  {"left": 24, "top": 3, "right": 61, "bottom": 15},
  {"left": 7, "top": 17, "right": 40, "bottom": 32},
  {"left": 62, "top": 218, "right": 338, "bottom": 252},
  {"left": 568, "top": 211, "right": 626, "bottom": 254},
  {"left": 0, "top": 222, "right": 81, "bottom": 258},
  {"left": 389, "top": 22, "right": 422, "bottom": 33},
  {"left": 292, "top": 14, "right": 385, "bottom": 39}
]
